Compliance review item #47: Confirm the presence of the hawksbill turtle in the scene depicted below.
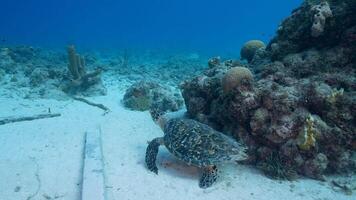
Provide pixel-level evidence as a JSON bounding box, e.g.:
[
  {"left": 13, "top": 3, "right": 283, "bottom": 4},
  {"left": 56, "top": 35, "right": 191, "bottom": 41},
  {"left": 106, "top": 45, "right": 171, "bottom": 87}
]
[{"left": 145, "top": 110, "right": 247, "bottom": 188}]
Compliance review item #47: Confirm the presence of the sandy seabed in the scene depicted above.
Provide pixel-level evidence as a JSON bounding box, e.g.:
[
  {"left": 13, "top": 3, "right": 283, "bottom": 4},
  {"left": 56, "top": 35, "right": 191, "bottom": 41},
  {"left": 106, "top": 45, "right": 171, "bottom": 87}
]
[{"left": 0, "top": 79, "right": 354, "bottom": 200}]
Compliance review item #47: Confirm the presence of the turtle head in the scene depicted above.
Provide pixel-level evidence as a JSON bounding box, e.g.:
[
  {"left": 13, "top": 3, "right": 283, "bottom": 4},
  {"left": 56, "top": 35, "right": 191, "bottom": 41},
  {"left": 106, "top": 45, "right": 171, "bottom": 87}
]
[
  {"left": 149, "top": 106, "right": 169, "bottom": 130},
  {"left": 150, "top": 102, "right": 185, "bottom": 130}
]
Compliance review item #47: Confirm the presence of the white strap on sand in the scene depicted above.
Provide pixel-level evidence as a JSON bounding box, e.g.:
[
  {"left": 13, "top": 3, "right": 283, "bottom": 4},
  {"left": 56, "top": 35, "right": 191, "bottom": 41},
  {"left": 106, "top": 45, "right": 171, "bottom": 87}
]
[{"left": 81, "top": 130, "right": 106, "bottom": 200}]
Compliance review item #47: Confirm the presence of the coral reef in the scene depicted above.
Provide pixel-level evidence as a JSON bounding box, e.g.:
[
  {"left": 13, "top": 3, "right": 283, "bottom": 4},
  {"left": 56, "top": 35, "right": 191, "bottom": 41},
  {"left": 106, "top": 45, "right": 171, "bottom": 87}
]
[
  {"left": 240, "top": 40, "right": 266, "bottom": 63},
  {"left": 268, "top": 0, "right": 356, "bottom": 60},
  {"left": 0, "top": 46, "right": 206, "bottom": 100},
  {"left": 0, "top": 46, "right": 70, "bottom": 99},
  {"left": 123, "top": 80, "right": 183, "bottom": 113},
  {"left": 181, "top": 0, "right": 356, "bottom": 180},
  {"left": 0, "top": 45, "right": 109, "bottom": 99}
]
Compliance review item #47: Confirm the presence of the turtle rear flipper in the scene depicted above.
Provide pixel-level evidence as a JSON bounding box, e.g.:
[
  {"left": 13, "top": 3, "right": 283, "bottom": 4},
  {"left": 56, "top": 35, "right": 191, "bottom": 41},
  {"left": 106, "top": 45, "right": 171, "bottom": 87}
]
[
  {"left": 145, "top": 137, "right": 164, "bottom": 174},
  {"left": 199, "top": 165, "right": 218, "bottom": 188}
]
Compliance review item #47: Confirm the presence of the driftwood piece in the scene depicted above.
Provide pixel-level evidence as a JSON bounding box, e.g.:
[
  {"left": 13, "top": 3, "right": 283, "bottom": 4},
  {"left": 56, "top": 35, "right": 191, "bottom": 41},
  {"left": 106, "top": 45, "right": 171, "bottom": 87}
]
[
  {"left": 0, "top": 113, "right": 61, "bottom": 125},
  {"left": 72, "top": 96, "right": 110, "bottom": 114}
]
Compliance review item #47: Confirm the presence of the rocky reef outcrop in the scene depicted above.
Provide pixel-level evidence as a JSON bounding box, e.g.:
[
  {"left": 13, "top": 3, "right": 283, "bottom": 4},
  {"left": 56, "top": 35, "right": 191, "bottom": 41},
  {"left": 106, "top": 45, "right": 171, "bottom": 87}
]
[
  {"left": 181, "top": 0, "right": 355, "bottom": 180},
  {"left": 268, "top": 0, "right": 356, "bottom": 61}
]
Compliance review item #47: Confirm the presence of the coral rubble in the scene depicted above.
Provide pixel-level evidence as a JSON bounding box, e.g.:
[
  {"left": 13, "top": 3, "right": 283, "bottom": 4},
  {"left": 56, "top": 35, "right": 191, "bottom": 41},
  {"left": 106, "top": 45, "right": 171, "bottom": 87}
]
[{"left": 181, "top": 0, "right": 355, "bottom": 180}]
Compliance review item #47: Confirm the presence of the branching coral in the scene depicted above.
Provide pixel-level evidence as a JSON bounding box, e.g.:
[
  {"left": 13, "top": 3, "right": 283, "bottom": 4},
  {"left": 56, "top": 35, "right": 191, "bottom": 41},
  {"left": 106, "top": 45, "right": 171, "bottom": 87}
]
[{"left": 311, "top": 1, "right": 333, "bottom": 37}]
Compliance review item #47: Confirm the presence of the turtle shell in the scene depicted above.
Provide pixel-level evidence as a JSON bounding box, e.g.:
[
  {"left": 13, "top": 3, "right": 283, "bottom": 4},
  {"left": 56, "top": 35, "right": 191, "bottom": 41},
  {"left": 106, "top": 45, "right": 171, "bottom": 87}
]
[{"left": 163, "top": 118, "right": 245, "bottom": 167}]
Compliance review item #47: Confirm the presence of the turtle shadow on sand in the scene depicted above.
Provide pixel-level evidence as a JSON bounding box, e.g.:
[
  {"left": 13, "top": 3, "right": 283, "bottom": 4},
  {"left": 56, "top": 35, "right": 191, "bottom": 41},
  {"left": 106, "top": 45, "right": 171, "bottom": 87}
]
[
  {"left": 136, "top": 143, "right": 199, "bottom": 180},
  {"left": 155, "top": 149, "right": 200, "bottom": 180}
]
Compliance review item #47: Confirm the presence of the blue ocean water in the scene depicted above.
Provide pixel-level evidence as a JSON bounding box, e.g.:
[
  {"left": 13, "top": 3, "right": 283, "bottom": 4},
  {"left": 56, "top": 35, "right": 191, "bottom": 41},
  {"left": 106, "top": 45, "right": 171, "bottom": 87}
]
[{"left": 0, "top": 0, "right": 302, "bottom": 55}]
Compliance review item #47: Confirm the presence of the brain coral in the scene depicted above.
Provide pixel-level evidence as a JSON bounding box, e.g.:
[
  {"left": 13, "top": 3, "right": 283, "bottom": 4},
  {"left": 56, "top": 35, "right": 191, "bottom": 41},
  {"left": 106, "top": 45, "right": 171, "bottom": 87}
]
[
  {"left": 240, "top": 40, "right": 266, "bottom": 62},
  {"left": 222, "top": 67, "right": 253, "bottom": 93}
]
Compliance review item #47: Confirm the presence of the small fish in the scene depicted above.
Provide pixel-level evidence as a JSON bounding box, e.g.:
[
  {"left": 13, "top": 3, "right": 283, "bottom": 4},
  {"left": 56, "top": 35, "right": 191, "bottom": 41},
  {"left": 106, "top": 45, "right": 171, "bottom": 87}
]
[{"left": 0, "top": 37, "right": 6, "bottom": 42}]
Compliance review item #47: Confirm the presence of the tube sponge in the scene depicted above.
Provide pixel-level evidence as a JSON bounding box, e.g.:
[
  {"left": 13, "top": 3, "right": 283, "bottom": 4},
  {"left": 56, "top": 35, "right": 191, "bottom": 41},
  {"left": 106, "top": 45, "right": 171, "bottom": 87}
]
[
  {"left": 311, "top": 2, "right": 333, "bottom": 37},
  {"left": 67, "top": 45, "right": 86, "bottom": 80}
]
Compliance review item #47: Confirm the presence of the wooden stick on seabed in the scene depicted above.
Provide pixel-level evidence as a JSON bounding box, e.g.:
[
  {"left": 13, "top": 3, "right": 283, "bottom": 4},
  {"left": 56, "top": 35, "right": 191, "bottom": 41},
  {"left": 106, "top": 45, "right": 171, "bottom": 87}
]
[
  {"left": 0, "top": 113, "right": 61, "bottom": 125},
  {"left": 72, "top": 96, "right": 110, "bottom": 114}
]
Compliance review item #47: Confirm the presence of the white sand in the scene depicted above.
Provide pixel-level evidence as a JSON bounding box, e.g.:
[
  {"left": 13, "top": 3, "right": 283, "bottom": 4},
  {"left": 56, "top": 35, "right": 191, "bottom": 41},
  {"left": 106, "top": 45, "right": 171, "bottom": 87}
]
[{"left": 0, "top": 84, "right": 354, "bottom": 200}]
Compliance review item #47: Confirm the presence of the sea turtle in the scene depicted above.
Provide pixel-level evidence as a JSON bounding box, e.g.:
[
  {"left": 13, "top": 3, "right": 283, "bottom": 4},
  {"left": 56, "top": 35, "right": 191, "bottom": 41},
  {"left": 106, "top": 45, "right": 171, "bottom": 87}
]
[{"left": 145, "top": 110, "right": 247, "bottom": 188}]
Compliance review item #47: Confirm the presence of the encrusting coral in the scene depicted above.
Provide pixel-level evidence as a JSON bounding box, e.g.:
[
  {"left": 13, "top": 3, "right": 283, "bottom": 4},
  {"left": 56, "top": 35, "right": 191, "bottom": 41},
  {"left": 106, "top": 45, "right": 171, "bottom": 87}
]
[{"left": 297, "top": 114, "right": 316, "bottom": 151}]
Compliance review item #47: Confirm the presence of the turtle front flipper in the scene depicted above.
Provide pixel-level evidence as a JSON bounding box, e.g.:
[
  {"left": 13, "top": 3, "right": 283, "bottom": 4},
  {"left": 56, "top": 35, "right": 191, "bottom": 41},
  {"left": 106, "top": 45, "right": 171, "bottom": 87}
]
[
  {"left": 145, "top": 137, "right": 164, "bottom": 174},
  {"left": 199, "top": 165, "right": 218, "bottom": 188}
]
